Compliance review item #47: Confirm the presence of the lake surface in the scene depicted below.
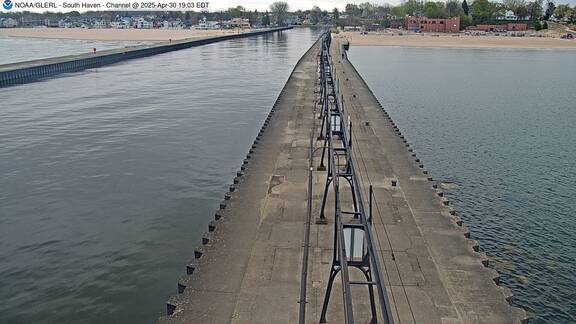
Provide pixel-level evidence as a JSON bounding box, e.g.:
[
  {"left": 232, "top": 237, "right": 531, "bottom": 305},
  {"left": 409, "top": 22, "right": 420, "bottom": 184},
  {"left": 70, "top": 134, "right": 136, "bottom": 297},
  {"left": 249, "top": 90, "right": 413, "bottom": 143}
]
[
  {"left": 0, "top": 28, "right": 323, "bottom": 324},
  {"left": 349, "top": 46, "right": 576, "bottom": 324},
  {"left": 0, "top": 36, "right": 133, "bottom": 64}
]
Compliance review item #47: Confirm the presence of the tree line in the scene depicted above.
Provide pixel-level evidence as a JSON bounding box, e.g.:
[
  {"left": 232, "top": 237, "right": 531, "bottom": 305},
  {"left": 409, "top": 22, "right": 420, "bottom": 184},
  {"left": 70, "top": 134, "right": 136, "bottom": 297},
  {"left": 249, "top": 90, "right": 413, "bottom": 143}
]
[{"left": 2, "top": 0, "right": 574, "bottom": 29}]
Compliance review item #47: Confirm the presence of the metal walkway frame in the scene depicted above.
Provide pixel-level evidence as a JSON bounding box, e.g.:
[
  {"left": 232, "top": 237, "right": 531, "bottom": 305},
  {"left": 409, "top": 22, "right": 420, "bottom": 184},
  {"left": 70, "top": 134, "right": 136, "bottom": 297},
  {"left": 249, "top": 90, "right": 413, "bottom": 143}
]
[{"left": 316, "top": 33, "right": 395, "bottom": 324}]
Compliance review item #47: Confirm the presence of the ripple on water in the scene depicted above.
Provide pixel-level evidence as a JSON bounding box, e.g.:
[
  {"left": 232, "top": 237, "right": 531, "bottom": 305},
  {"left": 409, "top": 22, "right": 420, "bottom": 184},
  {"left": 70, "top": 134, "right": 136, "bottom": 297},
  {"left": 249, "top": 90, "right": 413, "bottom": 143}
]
[
  {"left": 349, "top": 46, "right": 576, "bottom": 324},
  {"left": 0, "top": 28, "right": 325, "bottom": 324}
]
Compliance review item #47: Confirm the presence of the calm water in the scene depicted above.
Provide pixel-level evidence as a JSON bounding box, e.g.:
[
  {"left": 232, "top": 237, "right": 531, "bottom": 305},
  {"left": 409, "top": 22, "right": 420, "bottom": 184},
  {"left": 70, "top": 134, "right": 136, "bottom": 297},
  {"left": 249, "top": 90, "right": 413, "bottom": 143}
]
[
  {"left": 0, "top": 36, "right": 134, "bottom": 64},
  {"left": 349, "top": 47, "right": 576, "bottom": 323},
  {"left": 0, "top": 28, "right": 322, "bottom": 324}
]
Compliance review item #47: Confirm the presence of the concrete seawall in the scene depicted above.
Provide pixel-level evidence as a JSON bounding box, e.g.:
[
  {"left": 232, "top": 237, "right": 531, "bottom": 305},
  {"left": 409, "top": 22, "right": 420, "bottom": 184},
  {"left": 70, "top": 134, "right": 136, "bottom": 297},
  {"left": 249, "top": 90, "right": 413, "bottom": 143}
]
[
  {"left": 157, "top": 33, "right": 528, "bottom": 323},
  {"left": 0, "top": 27, "right": 292, "bottom": 88}
]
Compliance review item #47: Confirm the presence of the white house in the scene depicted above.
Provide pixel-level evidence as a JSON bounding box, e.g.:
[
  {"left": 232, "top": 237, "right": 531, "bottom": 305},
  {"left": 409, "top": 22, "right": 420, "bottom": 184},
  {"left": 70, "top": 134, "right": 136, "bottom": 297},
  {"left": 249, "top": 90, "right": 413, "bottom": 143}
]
[
  {"left": 110, "top": 20, "right": 129, "bottom": 29},
  {"left": 44, "top": 19, "right": 59, "bottom": 27},
  {"left": 162, "top": 19, "right": 184, "bottom": 29},
  {"left": 196, "top": 18, "right": 220, "bottom": 30},
  {"left": 229, "top": 17, "right": 251, "bottom": 29},
  {"left": 1, "top": 18, "right": 19, "bottom": 28},
  {"left": 285, "top": 15, "right": 302, "bottom": 25},
  {"left": 497, "top": 10, "right": 529, "bottom": 20},
  {"left": 135, "top": 18, "right": 153, "bottom": 29},
  {"left": 92, "top": 20, "right": 108, "bottom": 29}
]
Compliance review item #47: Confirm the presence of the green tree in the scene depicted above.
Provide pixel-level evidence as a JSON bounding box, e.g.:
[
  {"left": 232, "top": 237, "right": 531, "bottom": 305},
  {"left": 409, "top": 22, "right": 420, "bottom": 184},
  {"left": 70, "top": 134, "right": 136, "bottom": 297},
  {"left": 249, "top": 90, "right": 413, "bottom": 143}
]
[
  {"left": 503, "top": 0, "right": 522, "bottom": 11},
  {"left": 528, "top": 0, "right": 544, "bottom": 20},
  {"left": 391, "top": 5, "right": 406, "bottom": 17},
  {"left": 403, "top": 0, "right": 423, "bottom": 16},
  {"left": 332, "top": 7, "right": 340, "bottom": 23},
  {"left": 472, "top": 0, "right": 499, "bottom": 23},
  {"left": 460, "top": 12, "right": 473, "bottom": 28},
  {"left": 462, "top": 0, "right": 470, "bottom": 15},
  {"left": 270, "top": 1, "right": 289, "bottom": 26},
  {"left": 310, "top": 6, "right": 322, "bottom": 24},
  {"left": 424, "top": 1, "right": 447, "bottom": 18},
  {"left": 544, "top": 0, "right": 555, "bottom": 19},
  {"left": 534, "top": 20, "right": 542, "bottom": 29},
  {"left": 375, "top": 4, "right": 392, "bottom": 18},
  {"left": 227, "top": 6, "right": 245, "bottom": 18},
  {"left": 262, "top": 11, "right": 270, "bottom": 26},
  {"left": 542, "top": 20, "right": 548, "bottom": 28},
  {"left": 378, "top": 18, "right": 391, "bottom": 28},
  {"left": 345, "top": 4, "right": 361, "bottom": 16},
  {"left": 359, "top": 2, "right": 376, "bottom": 18},
  {"left": 516, "top": 5, "right": 529, "bottom": 19},
  {"left": 554, "top": 4, "right": 572, "bottom": 19}
]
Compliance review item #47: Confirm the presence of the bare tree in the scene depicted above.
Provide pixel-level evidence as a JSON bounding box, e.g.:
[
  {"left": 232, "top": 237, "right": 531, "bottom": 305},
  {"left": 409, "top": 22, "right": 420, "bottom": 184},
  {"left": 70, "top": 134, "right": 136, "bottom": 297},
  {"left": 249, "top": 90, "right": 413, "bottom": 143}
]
[
  {"left": 504, "top": 0, "right": 528, "bottom": 15},
  {"left": 270, "top": 1, "right": 289, "bottom": 26},
  {"left": 446, "top": 0, "right": 462, "bottom": 16}
]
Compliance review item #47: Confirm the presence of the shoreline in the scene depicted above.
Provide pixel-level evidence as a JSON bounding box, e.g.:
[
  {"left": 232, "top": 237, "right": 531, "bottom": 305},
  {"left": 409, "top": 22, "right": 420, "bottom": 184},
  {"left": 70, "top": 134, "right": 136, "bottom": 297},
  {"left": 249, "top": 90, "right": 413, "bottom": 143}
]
[
  {"left": 338, "top": 32, "right": 576, "bottom": 49},
  {"left": 0, "top": 28, "right": 242, "bottom": 42},
  {"left": 0, "top": 27, "right": 293, "bottom": 86}
]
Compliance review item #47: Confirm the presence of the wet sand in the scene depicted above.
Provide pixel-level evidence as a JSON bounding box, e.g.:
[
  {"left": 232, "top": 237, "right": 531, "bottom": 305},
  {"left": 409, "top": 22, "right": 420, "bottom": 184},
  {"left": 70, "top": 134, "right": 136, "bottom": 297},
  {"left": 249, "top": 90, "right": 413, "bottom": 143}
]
[
  {"left": 339, "top": 32, "right": 576, "bottom": 49},
  {"left": 0, "top": 28, "right": 241, "bottom": 42}
]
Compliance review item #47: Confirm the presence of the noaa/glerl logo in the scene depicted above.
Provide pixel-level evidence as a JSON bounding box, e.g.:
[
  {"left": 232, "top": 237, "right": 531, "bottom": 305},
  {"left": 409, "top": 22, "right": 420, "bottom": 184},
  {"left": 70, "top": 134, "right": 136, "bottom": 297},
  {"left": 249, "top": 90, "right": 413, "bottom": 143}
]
[{"left": 3, "top": 0, "right": 13, "bottom": 10}]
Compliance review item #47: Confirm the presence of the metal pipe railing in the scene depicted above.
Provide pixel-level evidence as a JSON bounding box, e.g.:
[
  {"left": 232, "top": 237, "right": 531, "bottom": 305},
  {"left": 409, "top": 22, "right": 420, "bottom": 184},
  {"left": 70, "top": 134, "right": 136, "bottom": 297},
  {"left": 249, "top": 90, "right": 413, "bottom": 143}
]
[{"left": 318, "top": 31, "right": 395, "bottom": 324}]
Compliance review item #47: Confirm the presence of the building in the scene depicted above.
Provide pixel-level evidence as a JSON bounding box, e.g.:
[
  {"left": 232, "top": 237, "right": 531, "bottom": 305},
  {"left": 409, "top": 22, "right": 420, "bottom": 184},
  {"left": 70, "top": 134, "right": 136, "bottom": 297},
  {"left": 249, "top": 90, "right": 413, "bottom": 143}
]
[
  {"left": 406, "top": 16, "right": 460, "bottom": 33},
  {"left": 58, "top": 19, "right": 73, "bottom": 28},
  {"left": 44, "top": 19, "right": 60, "bottom": 28},
  {"left": 343, "top": 26, "right": 361, "bottom": 31},
  {"left": 390, "top": 20, "right": 404, "bottom": 29},
  {"left": 92, "top": 20, "right": 108, "bottom": 29},
  {"left": 110, "top": 20, "right": 129, "bottom": 29},
  {"left": 162, "top": 19, "right": 184, "bottom": 29},
  {"left": 467, "top": 23, "right": 528, "bottom": 32},
  {"left": 0, "top": 18, "right": 19, "bottom": 28},
  {"left": 285, "top": 15, "right": 302, "bottom": 25},
  {"left": 229, "top": 18, "right": 250, "bottom": 29},
  {"left": 497, "top": 10, "right": 517, "bottom": 20},
  {"left": 134, "top": 18, "right": 153, "bottom": 29},
  {"left": 196, "top": 18, "right": 220, "bottom": 30},
  {"left": 364, "top": 24, "right": 381, "bottom": 32},
  {"left": 496, "top": 10, "right": 530, "bottom": 21}
]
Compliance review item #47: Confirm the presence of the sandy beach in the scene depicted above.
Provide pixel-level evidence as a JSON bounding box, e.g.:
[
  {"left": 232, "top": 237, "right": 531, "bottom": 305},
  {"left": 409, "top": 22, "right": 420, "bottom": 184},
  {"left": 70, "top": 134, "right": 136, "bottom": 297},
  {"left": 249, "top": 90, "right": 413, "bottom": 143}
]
[
  {"left": 0, "top": 28, "right": 240, "bottom": 42},
  {"left": 339, "top": 31, "right": 576, "bottom": 49}
]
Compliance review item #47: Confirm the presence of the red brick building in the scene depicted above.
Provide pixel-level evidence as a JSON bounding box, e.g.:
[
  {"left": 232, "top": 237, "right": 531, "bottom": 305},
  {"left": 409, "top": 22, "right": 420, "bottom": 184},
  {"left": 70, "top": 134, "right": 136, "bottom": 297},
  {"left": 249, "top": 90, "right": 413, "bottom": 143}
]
[
  {"left": 406, "top": 16, "right": 460, "bottom": 33},
  {"left": 467, "top": 23, "right": 528, "bottom": 32}
]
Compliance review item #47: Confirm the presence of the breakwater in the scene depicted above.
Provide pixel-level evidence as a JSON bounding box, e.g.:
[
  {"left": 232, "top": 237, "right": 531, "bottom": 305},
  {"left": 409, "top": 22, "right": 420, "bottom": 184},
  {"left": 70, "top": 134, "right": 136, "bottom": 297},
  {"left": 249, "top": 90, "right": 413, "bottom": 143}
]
[
  {"left": 157, "top": 32, "right": 528, "bottom": 323},
  {"left": 0, "top": 27, "right": 292, "bottom": 88}
]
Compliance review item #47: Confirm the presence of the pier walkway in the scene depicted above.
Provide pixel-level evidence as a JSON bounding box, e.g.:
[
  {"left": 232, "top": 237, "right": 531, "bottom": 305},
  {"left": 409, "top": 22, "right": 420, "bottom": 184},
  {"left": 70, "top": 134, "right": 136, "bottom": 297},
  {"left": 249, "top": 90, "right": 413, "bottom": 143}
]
[{"left": 158, "top": 34, "right": 527, "bottom": 324}]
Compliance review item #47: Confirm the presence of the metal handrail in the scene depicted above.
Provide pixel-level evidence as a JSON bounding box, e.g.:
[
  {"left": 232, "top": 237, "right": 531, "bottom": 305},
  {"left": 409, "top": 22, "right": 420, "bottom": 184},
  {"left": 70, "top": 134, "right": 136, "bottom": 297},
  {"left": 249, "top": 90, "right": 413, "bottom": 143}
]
[{"left": 318, "top": 32, "right": 395, "bottom": 324}]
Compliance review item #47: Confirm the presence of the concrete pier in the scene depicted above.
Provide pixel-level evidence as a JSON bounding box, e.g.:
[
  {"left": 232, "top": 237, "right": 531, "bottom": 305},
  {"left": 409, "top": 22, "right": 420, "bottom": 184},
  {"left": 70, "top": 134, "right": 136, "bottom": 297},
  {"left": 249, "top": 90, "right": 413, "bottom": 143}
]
[
  {"left": 0, "top": 27, "right": 291, "bottom": 88},
  {"left": 158, "top": 35, "right": 528, "bottom": 324}
]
